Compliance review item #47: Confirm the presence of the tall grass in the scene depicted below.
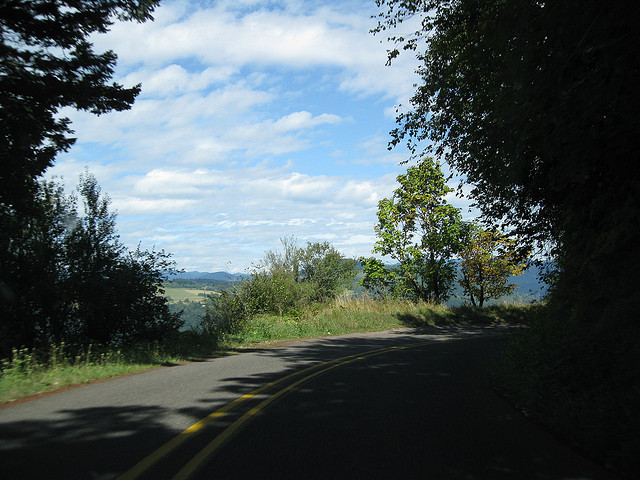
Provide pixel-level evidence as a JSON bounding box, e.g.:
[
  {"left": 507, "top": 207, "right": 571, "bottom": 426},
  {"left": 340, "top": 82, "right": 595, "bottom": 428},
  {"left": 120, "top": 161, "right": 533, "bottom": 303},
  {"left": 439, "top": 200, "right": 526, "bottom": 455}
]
[
  {"left": 223, "top": 297, "right": 420, "bottom": 346},
  {"left": 222, "top": 296, "right": 528, "bottom": 347}
]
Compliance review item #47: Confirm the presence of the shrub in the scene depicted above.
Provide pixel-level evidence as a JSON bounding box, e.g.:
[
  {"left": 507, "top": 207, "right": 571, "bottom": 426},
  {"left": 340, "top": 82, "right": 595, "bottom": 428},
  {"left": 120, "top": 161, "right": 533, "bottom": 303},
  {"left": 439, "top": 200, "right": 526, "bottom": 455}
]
[{"left": 202, "top": 238, "right": 358, "bottom": 338}]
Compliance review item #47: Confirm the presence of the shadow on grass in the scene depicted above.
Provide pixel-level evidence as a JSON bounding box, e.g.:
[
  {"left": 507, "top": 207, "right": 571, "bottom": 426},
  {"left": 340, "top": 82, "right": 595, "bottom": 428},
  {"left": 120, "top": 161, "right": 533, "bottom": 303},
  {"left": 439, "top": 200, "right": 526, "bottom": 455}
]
[{"left": 396, "top": 303, "right": 542, "bottom": 329}]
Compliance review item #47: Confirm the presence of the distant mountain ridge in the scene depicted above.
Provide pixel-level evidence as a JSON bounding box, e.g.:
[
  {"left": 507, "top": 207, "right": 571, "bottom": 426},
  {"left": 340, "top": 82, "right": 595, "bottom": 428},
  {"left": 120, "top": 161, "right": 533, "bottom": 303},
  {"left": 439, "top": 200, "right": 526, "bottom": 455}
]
[
  {"left": 170, "top": 271, "right": 248, "bottom": 281},
  {"left": 171, "top": 262, "right": 548, "bottom": 303}
]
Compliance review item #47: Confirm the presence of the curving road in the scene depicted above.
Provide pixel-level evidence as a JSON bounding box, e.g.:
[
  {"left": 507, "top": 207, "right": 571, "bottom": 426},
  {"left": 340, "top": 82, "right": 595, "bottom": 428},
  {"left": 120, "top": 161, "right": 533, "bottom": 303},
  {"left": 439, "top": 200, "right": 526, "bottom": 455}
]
[{"left": 0, "top": 326, "right": 618, "bottom": 479}]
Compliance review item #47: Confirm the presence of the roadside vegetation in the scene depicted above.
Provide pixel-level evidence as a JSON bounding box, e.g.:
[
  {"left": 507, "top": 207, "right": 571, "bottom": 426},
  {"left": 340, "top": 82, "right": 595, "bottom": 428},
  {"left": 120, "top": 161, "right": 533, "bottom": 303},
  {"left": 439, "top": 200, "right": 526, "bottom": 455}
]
[
  {"left": 0, "top": 175, "right": 538, "bottom": 405},
  {"left": 1, "top": 229, "right": 535, "bottom": 404},
  {"left": 0, "top": 296, "right": 535, "bottom": 404},
  {"left": 225, "top": 298, "right": 537, "bottom": 347},
  {"left": 0, "top": 332, "right": 218, "bottom": 404}
]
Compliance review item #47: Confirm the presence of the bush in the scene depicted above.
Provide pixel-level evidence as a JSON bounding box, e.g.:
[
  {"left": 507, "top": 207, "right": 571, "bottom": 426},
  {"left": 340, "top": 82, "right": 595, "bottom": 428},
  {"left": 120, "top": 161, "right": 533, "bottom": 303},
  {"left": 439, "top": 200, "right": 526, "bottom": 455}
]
[
  {"left": 201, "top": 238, "right": 358, "bottom": 338},
  {"left": 200, "top": 290, "right": 246, "bottom": 340}
]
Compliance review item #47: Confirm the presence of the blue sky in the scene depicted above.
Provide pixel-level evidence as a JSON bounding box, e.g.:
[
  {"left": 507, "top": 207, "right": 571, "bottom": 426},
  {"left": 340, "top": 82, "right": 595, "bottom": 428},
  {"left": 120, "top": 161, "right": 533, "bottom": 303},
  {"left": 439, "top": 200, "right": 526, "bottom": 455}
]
[{"left": 47, "top": 0, "right": 474, "bottom": 273}]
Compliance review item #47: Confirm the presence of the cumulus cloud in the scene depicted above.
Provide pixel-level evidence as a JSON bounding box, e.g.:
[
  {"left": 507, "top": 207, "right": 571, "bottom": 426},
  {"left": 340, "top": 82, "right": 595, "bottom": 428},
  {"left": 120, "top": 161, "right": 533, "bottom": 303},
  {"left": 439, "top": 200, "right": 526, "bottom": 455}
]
[
  {"left": 90, "top": 164, "right": 400, "bottom": 269},
  {"left": 122, "top": 65, "right": 238, "bottom": 97},
  {"left": 93, "top": 0, "right": 418, "bottom": 101},
  {"left": 46, "top": 1, "right": 461, "bottom": 271}
]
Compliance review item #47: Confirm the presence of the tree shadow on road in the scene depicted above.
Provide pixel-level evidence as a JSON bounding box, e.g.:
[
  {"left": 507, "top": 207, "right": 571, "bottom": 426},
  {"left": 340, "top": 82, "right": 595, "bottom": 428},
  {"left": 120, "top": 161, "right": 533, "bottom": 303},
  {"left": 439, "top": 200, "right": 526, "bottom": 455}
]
[
  {"left": 183, "top": 330, "right": 616, "bottom": 479},
  {"left": 0, "top": 328, "right": 618, "bottom": 480},
  {"left": 0, "top": 405, "right": 175, "bottom": 479}
]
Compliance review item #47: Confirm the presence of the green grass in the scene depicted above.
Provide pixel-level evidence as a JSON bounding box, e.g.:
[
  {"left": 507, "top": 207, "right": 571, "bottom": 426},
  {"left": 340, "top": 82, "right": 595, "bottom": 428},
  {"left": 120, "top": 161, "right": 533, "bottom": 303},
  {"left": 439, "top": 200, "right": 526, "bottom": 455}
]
[
  {"left": 1, "top": 298, "right": 533, "bottom": 405},
  {"left": 224, "top": 297, "right": 433, "bottom": 346},
  {"left": 164, "top": 285, "right": 209, "bottom": 303},
  {"left": 0, "top": 346, "right": 152, "bottom": 404},
  {"left": 222, "top": 297, "right": 530, "bottom": 347},
  {"left": 0, "top": 361, "right": 150, "bottom": 404},
  {"left": 0, "top": 332, "right": 219, "bottom": 404}
]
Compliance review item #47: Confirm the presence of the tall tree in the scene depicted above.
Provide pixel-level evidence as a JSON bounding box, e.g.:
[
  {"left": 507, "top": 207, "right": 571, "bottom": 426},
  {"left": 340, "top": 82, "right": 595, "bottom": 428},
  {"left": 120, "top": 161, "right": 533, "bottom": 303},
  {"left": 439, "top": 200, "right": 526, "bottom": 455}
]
[
  {"left": 0, "top": 0, "right": 160, "bottom": 211},
  {"left": 373, "top": 1, "right": 640, "bottom": 321},
  {"left": 0, "top": 179, "right": 74, "bottom": 351},
  {"left": 64, "top": 172, "right": 181, "bottom": 345},
  {"left": 361, "top": 158, "right": 464, "bottom": 303},
  {"left": 374, "top": 4, "right": 640, "bottom": 473}
]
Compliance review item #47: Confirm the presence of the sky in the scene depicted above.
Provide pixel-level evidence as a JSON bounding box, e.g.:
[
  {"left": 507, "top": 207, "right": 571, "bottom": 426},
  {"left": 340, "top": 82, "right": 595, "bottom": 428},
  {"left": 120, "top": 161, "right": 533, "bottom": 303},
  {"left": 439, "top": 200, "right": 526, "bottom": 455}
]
[{"left": 47, "top": 0, "right": 475, "bottom": 273}]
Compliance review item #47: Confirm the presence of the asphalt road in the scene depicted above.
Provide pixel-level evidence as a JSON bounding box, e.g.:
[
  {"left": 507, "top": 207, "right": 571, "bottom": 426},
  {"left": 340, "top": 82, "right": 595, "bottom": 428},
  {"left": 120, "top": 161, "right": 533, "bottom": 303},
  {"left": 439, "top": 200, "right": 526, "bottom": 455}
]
[{"left": 0, "top": 326, "right": 619, "bottom": 479}]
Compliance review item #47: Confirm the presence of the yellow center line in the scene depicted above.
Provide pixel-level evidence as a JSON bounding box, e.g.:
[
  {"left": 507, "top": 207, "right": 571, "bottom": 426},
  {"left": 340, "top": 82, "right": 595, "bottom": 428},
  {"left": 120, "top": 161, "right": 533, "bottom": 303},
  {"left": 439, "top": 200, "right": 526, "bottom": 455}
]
[
  {"left": 118, "top": 342, "right": 425, "bottom": 480},
  {"left": 171, "top": 341, "right": 435, "bottom": 480}
]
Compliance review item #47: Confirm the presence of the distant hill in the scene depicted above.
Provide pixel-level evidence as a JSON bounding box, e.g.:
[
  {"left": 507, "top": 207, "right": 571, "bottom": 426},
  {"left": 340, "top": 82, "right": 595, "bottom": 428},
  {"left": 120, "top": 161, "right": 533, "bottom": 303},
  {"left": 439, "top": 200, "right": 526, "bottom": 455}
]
[
  {"left": 171, "top": 263, "right": 549, "bottom": 305},
  {"left": 447, "top": 261, "right": 549, "bottom": 306},
  {"left": 510, "top": 264, "right": 548, "bottom": 297},
  {"left": 170, "top": 271, "right": 248, "bottom": 281}
]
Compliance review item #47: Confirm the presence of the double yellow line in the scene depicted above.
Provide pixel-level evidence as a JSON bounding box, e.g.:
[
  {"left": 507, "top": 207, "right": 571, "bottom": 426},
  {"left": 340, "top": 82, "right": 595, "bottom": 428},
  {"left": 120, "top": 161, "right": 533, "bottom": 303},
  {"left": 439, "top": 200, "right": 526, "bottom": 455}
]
[{"left": 119, "top": 339, "right": 443, "bottom": 480}]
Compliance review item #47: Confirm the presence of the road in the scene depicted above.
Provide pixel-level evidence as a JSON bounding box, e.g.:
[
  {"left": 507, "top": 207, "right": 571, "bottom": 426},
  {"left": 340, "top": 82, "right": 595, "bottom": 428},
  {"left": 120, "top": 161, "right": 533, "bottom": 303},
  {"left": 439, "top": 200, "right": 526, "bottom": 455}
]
[{"left": 0, "top": 326, "right": 618, "bottom": 479}]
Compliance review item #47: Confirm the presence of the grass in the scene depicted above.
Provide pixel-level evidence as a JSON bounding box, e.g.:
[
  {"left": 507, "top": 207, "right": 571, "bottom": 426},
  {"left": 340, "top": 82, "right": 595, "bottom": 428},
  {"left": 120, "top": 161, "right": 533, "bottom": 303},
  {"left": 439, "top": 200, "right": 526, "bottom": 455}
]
[
  {"left": 0, "top": 360, "right": 149, "bottom": 404},
  {"left": 0, "top": 345, "right": 152, "bottom": 404},
  {"left": 164, "top": 285, "right": 209, "bottom": 303},
  {"left": 0, "top": 332, "right": 219, "bottom": 404},
  {"left": 223, "top": 297, "right": 437, "bottom": 346},
  {"left": 222, "top": 296, "right": 530, "bottom": 347},
  {"left": 1, "top": 298, "right": 532, "bottom": 405}
]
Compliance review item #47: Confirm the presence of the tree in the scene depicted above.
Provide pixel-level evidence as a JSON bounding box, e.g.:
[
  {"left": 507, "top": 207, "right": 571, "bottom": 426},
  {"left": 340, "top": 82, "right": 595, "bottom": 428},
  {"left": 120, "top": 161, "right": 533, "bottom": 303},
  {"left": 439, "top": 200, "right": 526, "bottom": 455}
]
[
  {"left": 0, "top": 173, "right": 181, "bottom": 355},
  {"left": 373, "top": 1, "right": 640, "bottom": 320},
  {"left": 255, "top": 237, "right": 358, "bottom": 307},
  {"left": 374, "top": 4, "right": 640, "bottom": 473},
  {"left": 64, "top": 172, "right": 182, "bottom": 344},
  {"left": 263, "top": 235, "right": 301, "bottom": 282},
  {"left": 458, "top": 226, "right": 527, "bottom": 307},
  {"left": 298, "top": 241, "right": 357, "bottom": 301},
  {"left": 0, "top": 179, "right": 74, "bottom": 352},
  {"left": 361, "top": 158, "right": 464, "bottom": 303},
  {"left": 0, "top": 0, "right": 160, "bottom": 211}
]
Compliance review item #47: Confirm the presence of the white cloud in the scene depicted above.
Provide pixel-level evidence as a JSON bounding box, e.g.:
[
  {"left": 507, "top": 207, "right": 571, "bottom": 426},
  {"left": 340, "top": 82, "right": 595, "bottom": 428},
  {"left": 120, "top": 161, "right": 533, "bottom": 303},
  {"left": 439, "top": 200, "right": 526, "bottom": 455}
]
[
  {"left": 118, "top": 197, "right": 201, "bottom": 215},
  {"left": 122, "top": 65, "right": 237, "bottom": 96},
  {"left": 274, "top": 111, "right": 342, "bottom": 132},
  {"left": 92, "top": 0, "right": 419, "bottom": 102},
  {"left": 89, "top": 164, "right": 401, "bottom": 269},
  {"left": 45, "top": 1, "right": 443, "bottom": 272}
]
